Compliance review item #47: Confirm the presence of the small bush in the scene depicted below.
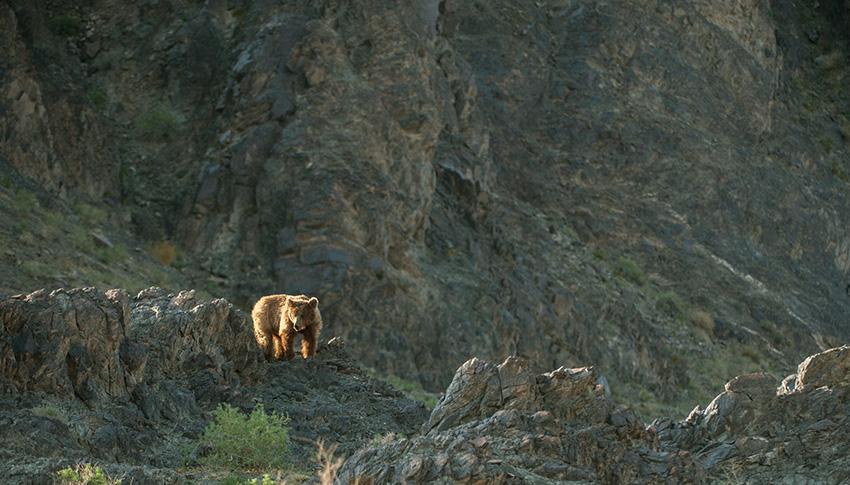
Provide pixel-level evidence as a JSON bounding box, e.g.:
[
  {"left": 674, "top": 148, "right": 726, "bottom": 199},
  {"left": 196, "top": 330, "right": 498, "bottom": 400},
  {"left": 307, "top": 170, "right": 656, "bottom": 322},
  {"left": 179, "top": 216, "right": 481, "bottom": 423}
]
[
  {"left": 150, "top": 241, "right": 177, "bottom": 266},
  {"left": 21, "top": 260, "right": 53, "bottom": 277},
  {"left": 740, "top": 345, "right": 761, "bottom": 364},
  {"left": 690, "top": 309, "right": 715, "bottom": 336},
  {"left": 75, "top": 202, "right": 108, "bottom": 225},
  {"left": 760, "top": 319, "right": 784, "bottom": 344},
  {"left": 614, "top": 256, "right": 645, "bottom": 285},
  {"left": 13, "top": 189, "right": 39, "bottom": 211},
  {"left": 833, "top": 161, "right": 850, "bottom": 182},
  {"left": 839, "top": 117, "right": 850, "bottom": 141},
  {"left": 656, "top": 291, "right": 687, "bottom": 321},
  {"left": 98, "top": 244, "right": 129, "bottom": 265},
  {"left": 135, "top": 104, "right": 184, "bottom": 141},
  {"left": 86, "top": 86, "right": 109, "bottom": 110},
  {"left": 56, "top": 464, "right": 121, "bottom": 485},
  {"left": 48, "top": 14, "right": 83, "bottom": 37},
  {"left": 199, "top": 403, "right": 290, "bottom": 470},
  {"left": 386, "top": 374, "right": 439, "bottom": 409},
  {"left": 32, "top": 405, "right": 67, "bottom": 424},
  {"left": 70, "top": 226, "right": 96, "bottom": 253}
]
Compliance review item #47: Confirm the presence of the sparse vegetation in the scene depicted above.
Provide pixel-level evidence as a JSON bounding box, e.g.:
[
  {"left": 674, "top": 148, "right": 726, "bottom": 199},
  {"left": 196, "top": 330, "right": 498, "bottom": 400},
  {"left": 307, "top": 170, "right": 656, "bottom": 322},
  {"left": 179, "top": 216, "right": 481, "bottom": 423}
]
[
  {"left": 385, "top": 374, "right": 439, "bottom": 409},
  {"left": 198, "top": 404, "right": 290, "bottom": 470},
  {"left": 614, "top": 256, "right": 646, "bottom": 285},
  {"left": 56, "top": 464, "right": 121, "bottom": 485},
  {"left": 13, "top": 188, "right": 39, "bottom": 211},
  {"left": 135, "top": 103, "right": 184, "bottom": 141},
  {"left": 369, "top": 432, "right": 400, "bottom": 446},
  {"left": 655, "top": 291, "right": 687, "bottom": 321},
  {"left": 101, "top": 244, "right": 129, "bottom": 265},
  {"left": 833, "top": 160, "right": 850, "bottom": 182},
  {"left": 689, "top": 309, "right": 715, "bottom": 337},
  {"left": 75, "top": 202, "right": 108, "bottom": 226},
  {"left": 150, "top": 240, "right": 178, "bottom": 266},
  {"left": 31, "top": 405, "right": 67, "bottom": 424},
  {"left": 48, "top": 14, "right": 83, "bottom": 37},
  {"left": 21, "top": 260, "right": 53, "bottom": 277},
  {"left": 740, "top": 345, "right": 761, "bottom": 364},
  {"left": 760, "top": 319, "right": 784, "bottom": 344},
  {"left": 839, "top": 117, "right": 850, "bottom": 142},
  {"left": 86, "top": 86, "right": 109, "bottom": 110}
]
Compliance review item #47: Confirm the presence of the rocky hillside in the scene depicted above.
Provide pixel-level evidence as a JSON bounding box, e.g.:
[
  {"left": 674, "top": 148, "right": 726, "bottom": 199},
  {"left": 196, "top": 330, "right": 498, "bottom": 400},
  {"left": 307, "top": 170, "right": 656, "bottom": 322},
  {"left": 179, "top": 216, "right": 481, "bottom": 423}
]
[
  {"left": 0, "top": 287, "right": 428, "bottom": 483},
  {"left": 2, "top": 287, "right": 848, "bottom": 483},
  {"left": 2, "top": 0, "right": 850, "bottom": 417}
]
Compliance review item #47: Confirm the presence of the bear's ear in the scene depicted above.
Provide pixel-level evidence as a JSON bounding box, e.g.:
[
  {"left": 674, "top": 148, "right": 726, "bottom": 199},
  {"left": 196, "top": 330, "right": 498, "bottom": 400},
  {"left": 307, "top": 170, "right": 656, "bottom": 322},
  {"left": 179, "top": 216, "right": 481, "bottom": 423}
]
[{"left": 308, "top": 297, "right": 318, "bottom": 308}]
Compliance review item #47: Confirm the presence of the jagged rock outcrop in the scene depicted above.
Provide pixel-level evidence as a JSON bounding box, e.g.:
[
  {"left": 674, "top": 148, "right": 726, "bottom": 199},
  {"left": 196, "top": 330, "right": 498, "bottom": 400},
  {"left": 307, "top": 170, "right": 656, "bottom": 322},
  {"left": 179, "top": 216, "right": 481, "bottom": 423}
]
[
  {"left": 0, "top": 287, "right": 427, "bottom": 483},
  {"left": 338, "top": 356, "right": 702, "bottom": 484},
  {"left": 340, "top": 346, "right": 850, "bottom": 484},
  {"left": 653, "top": 345, "right": 850, "bottom": 483}
]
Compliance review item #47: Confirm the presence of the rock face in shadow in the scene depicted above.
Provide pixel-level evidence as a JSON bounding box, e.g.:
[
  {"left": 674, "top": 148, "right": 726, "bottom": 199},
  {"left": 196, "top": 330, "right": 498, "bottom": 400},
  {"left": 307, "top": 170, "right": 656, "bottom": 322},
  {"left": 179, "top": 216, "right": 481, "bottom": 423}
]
[
  {"left": 340, "top": 346, "right": 850, "bottom": 484},
  {"left": 0, "top": 287, "right": 427, "bottom": 483}
]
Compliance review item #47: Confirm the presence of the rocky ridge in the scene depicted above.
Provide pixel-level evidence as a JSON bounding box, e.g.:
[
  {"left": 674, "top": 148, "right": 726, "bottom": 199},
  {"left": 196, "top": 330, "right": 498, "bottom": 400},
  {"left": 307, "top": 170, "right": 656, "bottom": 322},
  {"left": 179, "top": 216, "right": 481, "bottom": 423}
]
[
  {"left": 2, "top": 287, "right": 848, "bottom": 483},
  {"left": 341, "top": 347, "right": 850, "bottom": 484}
]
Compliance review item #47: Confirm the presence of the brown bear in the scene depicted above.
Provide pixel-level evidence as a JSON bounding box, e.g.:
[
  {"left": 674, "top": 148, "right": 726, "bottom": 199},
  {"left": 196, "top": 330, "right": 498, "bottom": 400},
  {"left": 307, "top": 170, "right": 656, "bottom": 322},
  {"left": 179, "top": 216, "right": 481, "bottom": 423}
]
[{"left": 251, "top": 294, "right": 322, "bottom": 361}]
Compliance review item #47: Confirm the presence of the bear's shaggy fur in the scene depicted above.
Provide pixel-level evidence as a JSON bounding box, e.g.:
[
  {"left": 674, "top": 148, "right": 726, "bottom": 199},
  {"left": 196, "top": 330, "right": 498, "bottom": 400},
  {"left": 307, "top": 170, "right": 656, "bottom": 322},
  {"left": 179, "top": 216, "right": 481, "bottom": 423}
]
[{"left": 252, "top": 294, "right": 322, "bottom": 361}]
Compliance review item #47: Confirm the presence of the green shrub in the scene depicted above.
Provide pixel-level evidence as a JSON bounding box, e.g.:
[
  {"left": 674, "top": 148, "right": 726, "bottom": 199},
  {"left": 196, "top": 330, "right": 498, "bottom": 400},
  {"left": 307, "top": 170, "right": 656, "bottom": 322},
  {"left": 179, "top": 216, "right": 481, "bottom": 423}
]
[
  {"left": 251, "top": 475, "right": 275, "bottom": 485},
  {"left": 48, "top": 14, "right": 83, "bottom": 37},
  {"left": 31, "top": 405, "right": 67, "bottom": 424},
  {"left": 75, "top": 202, "right": 108, "bottom": 226},
  {"left": 385, "top": 374, "right": 439, "bottom": 409},
  {"left": 199, "top": 404, "right": 290, "bottom": 470},
  {"left": 740, "top": 344, "right": 761, "bottom": 364},
  {"left": 656, "top": 291, "right": 687, "bottom": 321},
  {"left": 97, "top": 243, "right": 129, "bottom": 265},
  {"left": 135, "top": 104, "right": 184, "bottom": 141},
  {"left": 21, "top": 260, "right": 53, "bottom": 277},
  {"left": 833, "top": 161, "right": 850, "bottom": 182},
  {"left": 689, "top": 309, "right": 715, "bottom": 336},
  {"left": 56, "top": 464, "right": 121, "bottom": 484},
  {"left": 86, "top": 86, "right": 109, "bottom": 110},
  {"left": 13, "top": 189, "right": 39, "bottom": 211},
  {"left": 760, "top": 319, "right": 784, "bottom": 344},
  {"left": 614, "top": 256, "right": 646, "bottom": 285}
]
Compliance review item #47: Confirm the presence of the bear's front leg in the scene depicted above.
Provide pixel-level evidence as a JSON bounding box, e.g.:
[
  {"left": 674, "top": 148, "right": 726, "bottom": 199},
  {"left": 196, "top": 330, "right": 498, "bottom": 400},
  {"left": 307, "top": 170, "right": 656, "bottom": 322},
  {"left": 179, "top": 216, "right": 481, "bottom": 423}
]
[
  {"left": 282, "top": 330, "right": 296, "bottom": 361},
  {"left": 272, "top": 335, "right": 284, "bottom": 361},
  {"left": 301, "top": 327, "right": 318, "bottom": 359}
]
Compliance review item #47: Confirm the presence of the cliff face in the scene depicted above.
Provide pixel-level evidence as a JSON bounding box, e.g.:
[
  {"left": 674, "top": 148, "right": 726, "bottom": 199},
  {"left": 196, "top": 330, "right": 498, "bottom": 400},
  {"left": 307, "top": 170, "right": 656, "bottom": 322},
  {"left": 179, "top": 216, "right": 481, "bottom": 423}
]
[{"left": 2, "top": 0, "right": 850, "bottom": 414}]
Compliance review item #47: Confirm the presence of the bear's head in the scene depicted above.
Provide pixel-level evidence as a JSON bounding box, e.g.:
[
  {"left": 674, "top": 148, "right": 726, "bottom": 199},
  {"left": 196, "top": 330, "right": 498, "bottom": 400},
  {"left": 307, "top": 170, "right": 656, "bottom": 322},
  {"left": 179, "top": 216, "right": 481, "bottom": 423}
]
[{"left": 289, "top": 296, "right": 320, "bottom": 332}]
